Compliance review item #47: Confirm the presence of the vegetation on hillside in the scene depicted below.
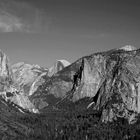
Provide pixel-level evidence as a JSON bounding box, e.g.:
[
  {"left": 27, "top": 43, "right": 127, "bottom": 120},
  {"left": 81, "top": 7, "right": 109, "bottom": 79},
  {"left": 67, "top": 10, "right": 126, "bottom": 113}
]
[{"left": 1, "top": 97, "right": 140, "bottom": 140}]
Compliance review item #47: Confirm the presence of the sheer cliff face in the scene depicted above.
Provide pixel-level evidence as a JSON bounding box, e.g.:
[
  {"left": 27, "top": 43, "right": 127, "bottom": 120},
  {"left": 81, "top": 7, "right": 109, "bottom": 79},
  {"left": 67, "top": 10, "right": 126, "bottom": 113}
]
[
  {"left": 78, "top": 49, "right": 140, "bottom": 123},
  {"left": 1, "top": 47, "right": 140, "bottom": 123},
  {"left": 0, "top": 56, "right": 70, "bottom": 112},
  {"left": 0, "top": 50, "right": 12, "bottom": 92},
  {"left": 30, "top": 47, "right": 140, "bottom": 123},
  {"left": 0, "top": 55, "right": 41, "bottom": 112}
]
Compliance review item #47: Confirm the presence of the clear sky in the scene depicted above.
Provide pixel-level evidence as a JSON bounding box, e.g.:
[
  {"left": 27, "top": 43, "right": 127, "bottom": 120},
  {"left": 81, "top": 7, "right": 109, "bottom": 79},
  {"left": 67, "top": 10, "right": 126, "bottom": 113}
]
[{"left": 0, "top": 0, "right": 140, "bottom": 67}]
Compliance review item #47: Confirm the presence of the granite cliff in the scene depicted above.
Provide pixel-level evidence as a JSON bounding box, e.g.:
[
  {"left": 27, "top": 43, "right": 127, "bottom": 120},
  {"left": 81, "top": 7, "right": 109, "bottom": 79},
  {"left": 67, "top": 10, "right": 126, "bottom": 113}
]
[
  {"left": 0, "top": 52, "right": 39, "bottom": 113},
  {"left": 0, "top": 46, "right": 140, "bottom": 124},
  {"left": 30, "top": 45, "right": 140, "bottom": 123},
  {"left": 0, "top": 50, "right": 12, "bottom": 92},
  {"left": 12, "top": 62, "right": 48, "bottom": 96},
  {"left": 0, "top": 53, "right": 70, "bottom": 112}
]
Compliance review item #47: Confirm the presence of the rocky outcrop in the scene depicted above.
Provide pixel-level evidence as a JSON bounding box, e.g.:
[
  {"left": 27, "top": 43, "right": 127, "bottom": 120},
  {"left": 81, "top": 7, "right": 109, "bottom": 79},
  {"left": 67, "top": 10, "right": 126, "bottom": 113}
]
[
  {"left": 48, "top": 60, "right": 70, "bottom": 77},
  {"left": 30, "top": 46, "right": 140, "bottom": 123},
  {"left": 10, "top": 62, "right": 49, "bottom": 111},
  {"left": 0, "top": 59, "right": 44, "bottom": 113},
  {"left": 72, "top": 47, "right": 140, "bottom": 123},
  {"left": 0, "top": 85, "right": 39, "bottom": 113},
  {"left": 12, "top": 62, "right": 48, "bottom": 96},
  {"left": 0, "top": 50, "right": 12, "bottom": 92},
  {"left": 29, "top": 72, "right": 47, "bottom": 96},
  {"left": 0, "top": 55, "right": 70, "bottom": 112},
  {"left": 8, "top": 62, "right": 48, "bottom": 112},
  {"left": 1, "top": 46, "right": 140, "bottom": 124},
  {"left": 73, "top": 47, "right": 140, "bottom": 123}
]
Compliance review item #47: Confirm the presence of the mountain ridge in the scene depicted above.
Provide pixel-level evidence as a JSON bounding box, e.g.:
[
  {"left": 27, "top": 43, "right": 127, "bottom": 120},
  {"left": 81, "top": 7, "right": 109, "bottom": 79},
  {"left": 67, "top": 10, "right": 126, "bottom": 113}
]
[
  {"left": 29, "top": 46, "right": 140, "bottom": 123},
  {"left": 0, "top": 45, "right": 140, "bottom": 124}
]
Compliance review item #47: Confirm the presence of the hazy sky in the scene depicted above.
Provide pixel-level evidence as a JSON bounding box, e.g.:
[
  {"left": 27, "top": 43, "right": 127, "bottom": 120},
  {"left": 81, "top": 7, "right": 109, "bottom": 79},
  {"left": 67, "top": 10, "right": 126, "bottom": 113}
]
[{"left": 0, "top": 0, "right": 140, "bottom": 67}]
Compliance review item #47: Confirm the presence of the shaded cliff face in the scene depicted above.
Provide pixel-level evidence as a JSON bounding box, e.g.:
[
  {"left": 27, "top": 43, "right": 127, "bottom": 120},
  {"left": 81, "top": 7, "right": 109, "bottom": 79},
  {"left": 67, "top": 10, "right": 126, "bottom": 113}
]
[{"left": 30, "top": 47, "right": 140, "bottom": 123}]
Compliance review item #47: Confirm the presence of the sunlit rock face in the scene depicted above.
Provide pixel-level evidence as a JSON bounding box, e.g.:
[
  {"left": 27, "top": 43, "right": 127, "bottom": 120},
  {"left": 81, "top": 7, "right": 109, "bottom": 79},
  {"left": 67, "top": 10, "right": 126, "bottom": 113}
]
[
  {"left": 32, "top": 46, "right": 140, "bottom": 123},
  {"left": 0, "top": 51, "right": 37, "bottom": 113},
  {"left": 12, "top": 62, "right": 48, "bottom": 96},
  {"left": 10, "top": 92, "right": 39, "bottom": 113},
  {"left": 34, "top": 54, "right": 106, "bottom": 102},
  {"left": 5, "top": 86, "right": 39, "bottom": 113},
  {"left": 48, "top": 60, "right": 70, "bottom": 77},
  {"left": 29, "top": 72, "right": 47, "bottom": 96},
  {"left": 119, "top": 45, "right": 136, "bottom": 51},
  {"left": 0, "top": 59, "right": 44, "bottom": 113},
  {"left": 90, "top": 48, "right": 140, "bottom": 123},
  {"left": 1, "top": 46, "right": 140, "bottom": 123},
  {"left": 7, "top": 62, "right": 48, "bottom": 112},
  {"left": 0, "top": 84, "right": 38, "bottom": 113},
  {"left": 72, "top": 55, "right": 105, "bottom": 101},
  {"left": 0, "top": 50, "right": 12, "bottom": 92}
]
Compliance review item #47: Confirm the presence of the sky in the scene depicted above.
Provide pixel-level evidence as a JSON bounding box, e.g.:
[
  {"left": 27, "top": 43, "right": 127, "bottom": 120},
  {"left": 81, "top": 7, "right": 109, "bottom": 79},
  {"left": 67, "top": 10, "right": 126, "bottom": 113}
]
[{"left": 0, "top": 0, "right": 140, "bottom": 67}]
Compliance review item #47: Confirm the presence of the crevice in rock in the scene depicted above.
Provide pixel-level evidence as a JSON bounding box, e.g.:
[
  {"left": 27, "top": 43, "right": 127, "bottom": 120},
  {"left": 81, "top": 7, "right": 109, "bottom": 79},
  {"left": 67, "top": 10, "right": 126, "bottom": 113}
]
[
  {"left": 72, "top": 59, "right": 84, "bottom": 91},
  {"left": 92, "top": 86, "right": 101, "bottom": 104}
]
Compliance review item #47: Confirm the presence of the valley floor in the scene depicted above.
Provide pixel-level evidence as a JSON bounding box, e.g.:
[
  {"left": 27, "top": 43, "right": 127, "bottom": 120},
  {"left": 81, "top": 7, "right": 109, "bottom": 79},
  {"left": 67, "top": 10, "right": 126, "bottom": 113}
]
[{"left": 0, "top": 98, "right": 140, "bottom": 140}]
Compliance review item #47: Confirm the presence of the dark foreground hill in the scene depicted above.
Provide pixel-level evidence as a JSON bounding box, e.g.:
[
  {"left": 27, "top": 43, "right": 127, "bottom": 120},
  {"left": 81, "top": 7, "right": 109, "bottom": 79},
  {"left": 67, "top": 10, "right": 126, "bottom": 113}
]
[{"left": 1, "top": 95, "right": 140, "bottom": 140}]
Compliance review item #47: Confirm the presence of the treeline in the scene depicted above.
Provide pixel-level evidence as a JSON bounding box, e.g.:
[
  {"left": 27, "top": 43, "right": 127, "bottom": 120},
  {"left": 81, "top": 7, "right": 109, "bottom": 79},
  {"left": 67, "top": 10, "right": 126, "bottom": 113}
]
[
  {"left": 1, "top": 99, "right": 140, "bottom": 140},
  {"left": 43, "top": 109, "right": 140, "bottom": 140}
]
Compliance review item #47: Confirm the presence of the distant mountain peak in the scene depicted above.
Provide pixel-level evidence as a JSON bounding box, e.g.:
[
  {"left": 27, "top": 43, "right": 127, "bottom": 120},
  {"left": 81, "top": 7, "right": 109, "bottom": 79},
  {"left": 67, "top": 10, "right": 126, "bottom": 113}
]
[
  {"left": 48, "top": 59, "right": 70, "bottom": 77},
  {"left": 57, "top": 59, "right": 71, "bottom": 66},
  {"left": 119, "top": 45, "right": 137, "bottom": 51}
]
